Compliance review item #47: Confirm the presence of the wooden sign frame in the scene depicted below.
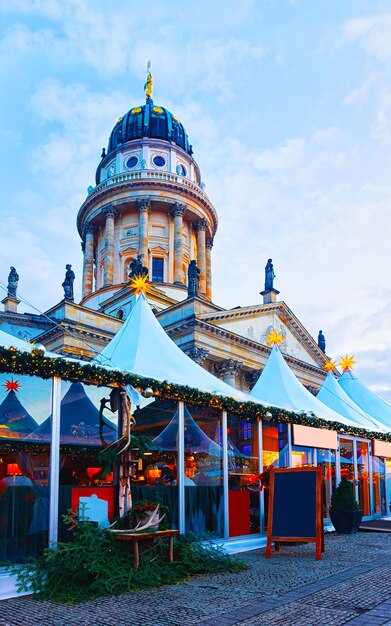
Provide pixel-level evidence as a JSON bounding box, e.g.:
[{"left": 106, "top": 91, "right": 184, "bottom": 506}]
[{"left": 266, "top": 466, "right": 324, "bottom": 561}]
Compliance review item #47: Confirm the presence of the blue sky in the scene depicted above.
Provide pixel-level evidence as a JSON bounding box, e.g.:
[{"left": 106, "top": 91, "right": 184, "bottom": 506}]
[{"left": 1, "top": 1, "right": 391, "bottom": 399}]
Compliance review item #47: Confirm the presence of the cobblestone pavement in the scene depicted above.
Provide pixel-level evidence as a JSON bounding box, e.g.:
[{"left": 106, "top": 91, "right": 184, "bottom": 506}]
[{"left": 1, "top": 533, "right": 391, "bottom": 625}]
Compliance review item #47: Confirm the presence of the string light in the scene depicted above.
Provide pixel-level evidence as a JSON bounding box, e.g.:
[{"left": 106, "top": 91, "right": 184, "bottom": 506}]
[{"left": 0, "top": 345, "right": 389, "bottom": 443}]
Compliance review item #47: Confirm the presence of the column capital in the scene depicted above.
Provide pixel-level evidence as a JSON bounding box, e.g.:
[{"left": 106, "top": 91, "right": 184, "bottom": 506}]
[
  {"left": 82, "top": 222, "right": 97, "bottom": 240},
  {"left": 137, "top": 198, "right": 152, "bottom": 213},
  {"left": 193, "top": 218, "right": 208, "bottom": 232},
  {"left": 213, "top": 359, "right": 243, "bottom": 377},
  {"left": 245, "top": 369, "right": 261, "bottom": 388},
  {"left": 206, "top": 237, "right": 214, "bottom": 249},
  {"left": 103, "top": 205, "right": 119, "bottom": 219},
  {"left": 185, "top": 346, "right": 209, "bottom": 366},
  {"left": 170, "top": 202, "right": 186, "bottom": 218}
]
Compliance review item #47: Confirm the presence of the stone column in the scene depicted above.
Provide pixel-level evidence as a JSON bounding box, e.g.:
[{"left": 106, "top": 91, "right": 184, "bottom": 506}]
[
  {"left": 214, "top": 359, "right": 243, "bottom": 387},
  {"left": 206, "top": 237, "right": 213, "bottom": 300},
  {"left": 103, "top": 206, "right": 118, "bottom": 287},
  {"left": 137, "top": 199, "right": 151, "bottom": 268},
  {"left": 194, "top": 219, "right": 208, "bottom": 294},
  {"left": 82, "top": 223, "right": 95, "bottom": 299},
  {"left": 170, "top": 203, "right": 186, "bottom": 285}
]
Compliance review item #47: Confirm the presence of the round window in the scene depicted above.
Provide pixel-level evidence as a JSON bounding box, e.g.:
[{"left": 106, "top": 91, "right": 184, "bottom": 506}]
[
  {"left": 126, "top": 156, "right": 138, "bottom": 169},
  {"left": 176, "top": 164, "right": 187, "bottom": 176},
  {"left": 153, "top": 155, "right": 166, "bottom": 167}
]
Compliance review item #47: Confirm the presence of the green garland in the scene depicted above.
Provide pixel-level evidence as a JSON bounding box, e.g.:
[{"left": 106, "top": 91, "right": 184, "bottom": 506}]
[{"left": 1, "top": 345, "right": 390, "bottom": 443}]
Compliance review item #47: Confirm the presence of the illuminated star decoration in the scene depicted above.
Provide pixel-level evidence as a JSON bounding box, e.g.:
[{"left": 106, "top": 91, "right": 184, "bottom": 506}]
[
  {"left": 266, "top": 329, "right": 285, "bottom": 347},
  {"left": 130, "top": 274, "right": 149, "bottom": 295},
  {"left": 324, "top": 360, "right": 337, "bottom": 372},
  {"left": 339, "top": 355, "right": 357, "bottom": 372},
  {"left": 4, "top": 378, "right": 20, "bottom": 392}
]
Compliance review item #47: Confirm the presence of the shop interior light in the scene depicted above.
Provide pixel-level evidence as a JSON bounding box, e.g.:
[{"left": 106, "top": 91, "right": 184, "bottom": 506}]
[{"left": 7, "top": 463, "right": 23, "bottom": 476}]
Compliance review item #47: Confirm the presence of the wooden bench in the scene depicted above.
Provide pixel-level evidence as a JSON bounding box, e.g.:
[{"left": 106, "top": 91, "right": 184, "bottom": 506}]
[{"left": 114, "top": 529, "right": 180, "bottom": 569}]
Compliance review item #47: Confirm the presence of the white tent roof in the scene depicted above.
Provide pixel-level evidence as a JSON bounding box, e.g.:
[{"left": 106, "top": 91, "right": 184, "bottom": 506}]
[
  {"left": 317, "top": 372, "right": 385, "bottom": 433},
  {"left": 93, "top": 293, "right": 263, "bottom": 404},
  {"left": 250, "top": 346, "right": 359, "bottom": 428},
  {"left": 339, "top": 369, "right": 391, "bottom": 431}
]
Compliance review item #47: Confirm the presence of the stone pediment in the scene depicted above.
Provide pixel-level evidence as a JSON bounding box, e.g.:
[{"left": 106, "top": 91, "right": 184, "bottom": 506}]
[{"left": 199, "top": 301, "right": 328, "bottom": 368}]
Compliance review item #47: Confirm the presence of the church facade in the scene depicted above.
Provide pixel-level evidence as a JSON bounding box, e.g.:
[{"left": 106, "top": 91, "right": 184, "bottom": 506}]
[{"left": 0, "top": 73, "right": 329, "bottom": 394}]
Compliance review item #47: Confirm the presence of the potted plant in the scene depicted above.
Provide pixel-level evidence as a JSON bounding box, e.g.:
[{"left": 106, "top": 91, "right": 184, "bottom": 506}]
[{"left": 329, "top": 478, "right": 363, "bottom": 534}]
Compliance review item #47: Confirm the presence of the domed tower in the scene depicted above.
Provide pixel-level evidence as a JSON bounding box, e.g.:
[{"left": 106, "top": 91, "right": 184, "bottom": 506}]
[{"left": 77, "top": 67, "right": 217, "bottom": 312}]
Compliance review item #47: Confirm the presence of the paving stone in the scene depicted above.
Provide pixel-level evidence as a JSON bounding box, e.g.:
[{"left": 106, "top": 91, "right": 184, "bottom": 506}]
[{"left": 1, "top": 533, "right": 391, "bottom": 625}]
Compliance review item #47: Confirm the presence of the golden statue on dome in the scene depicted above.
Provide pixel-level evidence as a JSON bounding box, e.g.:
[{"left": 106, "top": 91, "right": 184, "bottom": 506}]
[{"left": 144, "top": 60, "right": 153, "bottom": 100}]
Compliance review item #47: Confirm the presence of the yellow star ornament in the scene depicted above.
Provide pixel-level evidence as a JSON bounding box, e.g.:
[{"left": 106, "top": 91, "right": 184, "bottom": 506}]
[
  {"left": 266, "top": 329, "right": 285, "bottom": 347},
  {"left": 339, "top": 354, "right": 357, "bottom": 372},
  {"left": 130, "top": 274, "right": 149, "bottom": 295},
  {"left": 324, "top": 360, "right": 337, "bottom": 372}
]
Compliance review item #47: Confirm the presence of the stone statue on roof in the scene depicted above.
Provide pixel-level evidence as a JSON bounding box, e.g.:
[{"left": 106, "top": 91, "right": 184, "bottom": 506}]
[
  {"left": 128, "top": 255, "right": 148, "bottom": 279},
  {"left": 318, "top": 330, "right": 326, "bottom": 353},
  {"left": 7, "top": 266, "right": 19, "bottom": 298},
  {"left": 62, "top": 264, "right": 75, "bottom": 301},
  {"left": 264, "top": 258, "right": 275, "bottom": 291},
  {"left": 187, "top": 260, "right": 200, "bottom": 298}
]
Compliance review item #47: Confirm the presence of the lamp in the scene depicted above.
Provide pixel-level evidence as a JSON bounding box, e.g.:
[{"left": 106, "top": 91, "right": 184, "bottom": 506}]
[
  {"left": 7, "top": 463, "right": 22, "bottom": 476},
  {"left": 146, "top": 464, "right": 161, "bottom": 480},
  {"left": 86, "top": 467, "right": 102, "bottom": 480}
]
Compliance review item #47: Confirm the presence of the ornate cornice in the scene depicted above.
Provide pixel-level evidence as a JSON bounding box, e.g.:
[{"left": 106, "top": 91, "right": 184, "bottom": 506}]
[
  {"left": 165, "top": 317, "right": 327, "bottom": 379},
  {"left": 200, "top": 301, "right": 329, "bottom": 368},
  {"left": 77, "top": 177, "right": 218, "bottom": 238}
]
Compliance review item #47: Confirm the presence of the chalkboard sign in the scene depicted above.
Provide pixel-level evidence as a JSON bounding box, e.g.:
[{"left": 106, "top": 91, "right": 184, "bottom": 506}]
[{"left": 266, "top": 467, "right": 324, "bottom": 561}]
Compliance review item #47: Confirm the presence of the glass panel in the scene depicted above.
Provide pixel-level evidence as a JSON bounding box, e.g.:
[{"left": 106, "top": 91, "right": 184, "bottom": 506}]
[
  {"left": 339, "top": 438, "right": 355, "bottom": 481},
  {"left": 371, "top": 456, "right": 386, "bottom": 516},
  {"left": 184, "top": 405, "right": 223, "bottom": 537},
  {"left": 291, "top": 445, "right": 315, "bottom": 468},
  {"left": 262, "top": 422, "right": 288, "bottom": 531},
  {"left": 131, "top": 399, "right": 179, "bottom": 530},
  {"left": 228, "top": 415, "right": 259, "bottom": 537},
  {"left": 316, "top": 448, "right": 336, "bottom": 518},
  {"left": 356, "top": 441, "right": 370, "bottom": 516},
  {"left": 0, "top": 373, "right": 52, "bottom": 563},
  {"left": 262, "top": 422, "right": 289, "bottom": 469},
  {"left": 58, "top": 382, "right": 118, "bottom": 541}
]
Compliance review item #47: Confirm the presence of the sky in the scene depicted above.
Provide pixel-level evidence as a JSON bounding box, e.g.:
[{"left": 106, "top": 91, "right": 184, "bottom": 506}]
[{"left": 0, "top": 0, "right": 391, "bottom": 399}]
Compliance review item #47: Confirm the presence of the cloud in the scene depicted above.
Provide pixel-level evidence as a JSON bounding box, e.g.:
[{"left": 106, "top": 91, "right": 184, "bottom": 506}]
[{"left": 343, "top": 14, "right": 391, "bottom": 64}]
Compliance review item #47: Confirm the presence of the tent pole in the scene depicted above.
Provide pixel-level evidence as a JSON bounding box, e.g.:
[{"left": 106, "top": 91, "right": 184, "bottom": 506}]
[
  {"left": 222, "top": 410, "right": 229, "bottom": 539},
  {"left": 178, "top": 400, "right": 185, "bottom": 534},
  {"left": 48, "top": 376, "right": 61, "bottom": 548}
]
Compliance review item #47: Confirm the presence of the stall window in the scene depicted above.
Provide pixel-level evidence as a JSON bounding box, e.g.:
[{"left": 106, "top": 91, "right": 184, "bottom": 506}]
[{"left": 0, "top": 374, "right": 52, "bottom": 563}]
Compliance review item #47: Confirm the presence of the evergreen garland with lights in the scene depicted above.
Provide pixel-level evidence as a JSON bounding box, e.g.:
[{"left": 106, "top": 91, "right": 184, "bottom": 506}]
[{"left": 0, "top": 345, "right": 390, "bottom": 443}]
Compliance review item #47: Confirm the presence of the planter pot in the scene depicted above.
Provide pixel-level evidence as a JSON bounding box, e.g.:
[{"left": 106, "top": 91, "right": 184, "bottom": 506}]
[{"left": 330, "top": 509, "right": 363, "bottom": 534}]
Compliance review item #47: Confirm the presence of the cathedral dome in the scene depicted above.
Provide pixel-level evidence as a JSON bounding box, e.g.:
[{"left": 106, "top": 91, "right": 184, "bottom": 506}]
[{"left": 107, "top": 98, "right": 193, "bottom": 156}]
